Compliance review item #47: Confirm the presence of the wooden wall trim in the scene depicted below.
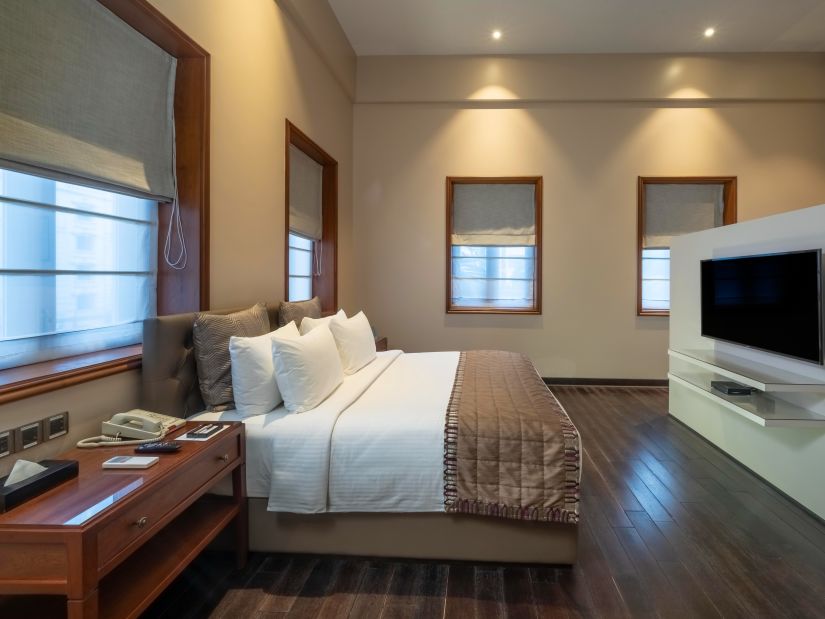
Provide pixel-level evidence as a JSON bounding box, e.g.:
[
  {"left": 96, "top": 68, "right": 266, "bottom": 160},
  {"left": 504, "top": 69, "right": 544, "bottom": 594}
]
[
  {"left": 284, "top": 120, "right": 338, "bottom": 313},
  {"left": 543, "top": 377, "right": 668, "bottom": 387},
  {"left": 0, "top": 346, "right": 142, "bottom": 406},
  {"left": 97, "top": 0, "right": 204, "bottom": 57},
  {"left": 637, "top": 176, "right": 738, "bottom": 317},
  {"left": 445, "top": 176, "right": 543, "bottom": 315}
]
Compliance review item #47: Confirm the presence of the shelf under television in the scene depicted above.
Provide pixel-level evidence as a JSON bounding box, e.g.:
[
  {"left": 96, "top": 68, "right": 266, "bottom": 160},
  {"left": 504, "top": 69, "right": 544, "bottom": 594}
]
[
  {"left": 668, "top": 349, "right": 825, "bottom": 394},
  {"left": 668, "top": 370, "right": 825, "bottom": 428}
]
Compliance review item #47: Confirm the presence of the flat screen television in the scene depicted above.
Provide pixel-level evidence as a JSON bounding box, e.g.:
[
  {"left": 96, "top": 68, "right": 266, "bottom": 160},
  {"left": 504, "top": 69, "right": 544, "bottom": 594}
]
[{"left": 700, "top": 249, "right": 823, "bottom": 364}]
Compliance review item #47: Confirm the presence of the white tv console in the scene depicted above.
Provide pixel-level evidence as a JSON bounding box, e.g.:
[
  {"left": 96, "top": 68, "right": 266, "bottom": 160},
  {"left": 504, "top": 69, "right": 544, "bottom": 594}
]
[{"left": 668, "top": 203, "right": 825, "bottom": 520}]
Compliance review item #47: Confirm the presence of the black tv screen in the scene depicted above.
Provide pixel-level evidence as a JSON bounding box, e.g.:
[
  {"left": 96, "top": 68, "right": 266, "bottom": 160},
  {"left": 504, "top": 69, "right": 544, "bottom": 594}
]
[{"left": 701, "top": 250, "right": 823, "bottom": 364}]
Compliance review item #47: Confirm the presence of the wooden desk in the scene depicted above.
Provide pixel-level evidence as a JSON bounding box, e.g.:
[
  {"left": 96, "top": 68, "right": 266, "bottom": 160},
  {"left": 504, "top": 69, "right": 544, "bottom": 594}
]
[{"left": 0, "top": 422, "right": 247, "bottom": 619}]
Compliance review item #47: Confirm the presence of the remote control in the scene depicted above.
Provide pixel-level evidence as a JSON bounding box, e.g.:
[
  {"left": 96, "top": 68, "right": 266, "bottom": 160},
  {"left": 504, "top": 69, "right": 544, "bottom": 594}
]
[{"left": 135, "top": 441, "right": 182, "bottom": 454}]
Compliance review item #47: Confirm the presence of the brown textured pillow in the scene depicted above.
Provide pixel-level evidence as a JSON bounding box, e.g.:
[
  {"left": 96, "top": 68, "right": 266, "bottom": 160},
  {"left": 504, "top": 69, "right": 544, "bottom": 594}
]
[
  {"left": 278, "top": 296, "right": 322, "bottom": 328},
  {"left": 193, "top": 303, "right": 270, "bottom": 410}
]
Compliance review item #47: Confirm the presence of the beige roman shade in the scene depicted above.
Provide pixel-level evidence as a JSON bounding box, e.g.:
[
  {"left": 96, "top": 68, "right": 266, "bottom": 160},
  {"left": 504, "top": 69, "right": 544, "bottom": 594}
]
[
  {"left": 0, "top": 0, "right": 177, "bottom": 200},
  {"left": 452, "top": 183, "right": 536, "bottom": 246},
  {"left": 289, "top": 144, "right": 324, "bottom": 240},
  {"left": 643, "top": 183, "right": 724, "bottom": 248}
]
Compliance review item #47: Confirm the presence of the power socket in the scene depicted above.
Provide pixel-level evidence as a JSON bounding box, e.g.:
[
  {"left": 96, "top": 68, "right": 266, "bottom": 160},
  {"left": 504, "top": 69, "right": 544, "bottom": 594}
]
[
  {"left": 17, "top": 422, "right": 41, "bottom": 450},
  {"left": 44, "top": 411, "right": 69, "bottom": 440},
  {"left": 0, "top": 430, "right": 11, "bottom": 458}
]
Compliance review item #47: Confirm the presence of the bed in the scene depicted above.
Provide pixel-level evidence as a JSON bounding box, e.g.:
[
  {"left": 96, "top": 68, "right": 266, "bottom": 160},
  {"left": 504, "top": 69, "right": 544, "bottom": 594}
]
[{"left": 141, "top": 305, "right": 580, "bottom": 564}]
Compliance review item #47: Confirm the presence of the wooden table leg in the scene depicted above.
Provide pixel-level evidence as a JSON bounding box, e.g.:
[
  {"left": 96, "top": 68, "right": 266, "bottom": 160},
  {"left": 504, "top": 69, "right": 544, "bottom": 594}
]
[
  {"left": 67, "top": 588, "right": 98, "bottom": 619},
  {"left": 232, "top": 463, "right": 249, "bottom": 569}
]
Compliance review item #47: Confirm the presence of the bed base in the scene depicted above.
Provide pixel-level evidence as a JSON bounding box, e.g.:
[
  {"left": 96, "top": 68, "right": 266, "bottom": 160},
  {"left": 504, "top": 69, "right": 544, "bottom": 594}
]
[{"left": 247, "top": 498, "right": 578, "bottom": 565}]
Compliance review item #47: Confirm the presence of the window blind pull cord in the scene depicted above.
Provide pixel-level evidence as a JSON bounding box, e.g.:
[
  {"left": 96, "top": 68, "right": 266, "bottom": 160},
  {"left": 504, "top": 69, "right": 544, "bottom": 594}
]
[
  {"left": 163, "top": 124, "right": 187, "bottom": 270},
  {"left": 314, "top": 242, "right": 323, "bottom": 277},
  {"left": 163, "top": 197, "right": 187, "bottom": 270}
]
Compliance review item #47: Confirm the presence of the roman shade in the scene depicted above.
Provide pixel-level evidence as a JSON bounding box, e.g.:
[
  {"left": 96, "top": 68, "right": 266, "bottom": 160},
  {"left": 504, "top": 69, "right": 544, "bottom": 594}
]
[
  {"left": 0, "top": 0, "right": 177, "bottom": 201},
  {"left": 643, "top": 183, "right": 724, "bottom": 249},
  {"left": 289, "top": 144, "right": 323, "bottom": 240},
  {"left": 452, "top": 183, "right": 536, "bottom": 246},
  {"left": 0, "top": 169, "right": 158, "bottom": 370}
]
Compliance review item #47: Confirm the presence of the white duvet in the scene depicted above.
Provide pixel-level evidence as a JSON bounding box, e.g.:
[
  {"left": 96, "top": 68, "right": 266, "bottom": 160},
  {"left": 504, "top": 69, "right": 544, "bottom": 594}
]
[{"left": 193, "top": 350, "right": 459, "bottom": 514}]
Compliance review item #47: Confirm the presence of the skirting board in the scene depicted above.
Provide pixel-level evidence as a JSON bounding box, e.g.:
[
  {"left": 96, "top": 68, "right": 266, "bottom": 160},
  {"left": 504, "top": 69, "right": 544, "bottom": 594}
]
[
  {"left": 247, "top": 498, "right": 578, "bottom": 565},
  {"left": 543, "top": 377, "right": 668, "bottom": 387}
]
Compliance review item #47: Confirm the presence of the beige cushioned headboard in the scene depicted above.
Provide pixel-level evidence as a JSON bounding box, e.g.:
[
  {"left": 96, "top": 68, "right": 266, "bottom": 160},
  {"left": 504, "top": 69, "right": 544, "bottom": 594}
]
[{"left": 141, "top": 304, "right": 281, "bottom": 418}]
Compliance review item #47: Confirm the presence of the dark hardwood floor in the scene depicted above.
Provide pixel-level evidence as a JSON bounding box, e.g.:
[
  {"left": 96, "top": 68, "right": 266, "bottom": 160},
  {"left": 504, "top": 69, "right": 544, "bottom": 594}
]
[{"left": 142, "top": 386, "right": 825, "bottom": 619}]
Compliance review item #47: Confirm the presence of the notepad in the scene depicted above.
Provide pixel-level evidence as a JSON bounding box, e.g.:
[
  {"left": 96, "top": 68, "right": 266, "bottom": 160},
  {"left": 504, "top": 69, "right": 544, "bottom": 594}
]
[{"left": 102, "top": 456, "right": 159, "bottom": 470}]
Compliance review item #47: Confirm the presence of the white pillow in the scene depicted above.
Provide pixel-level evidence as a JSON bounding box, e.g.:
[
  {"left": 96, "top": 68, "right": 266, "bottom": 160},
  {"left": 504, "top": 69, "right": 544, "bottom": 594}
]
[
  {"left": 329, "top": 311, "right": 377, "bottom": 375},
  {"left": 229, "top": 321, "right": 300, "bottom": 418},
  {"left": 299, "top": 309, "right": 346, "bottom": 335},
  {"left": 271, "top": 324, "right": 344, "bottom": 413}
]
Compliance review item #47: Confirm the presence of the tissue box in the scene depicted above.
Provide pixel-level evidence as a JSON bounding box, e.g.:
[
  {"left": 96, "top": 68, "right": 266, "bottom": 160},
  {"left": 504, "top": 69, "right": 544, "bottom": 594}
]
[{"left": 0, "top": 459, "right": 79, "bottom": 513}]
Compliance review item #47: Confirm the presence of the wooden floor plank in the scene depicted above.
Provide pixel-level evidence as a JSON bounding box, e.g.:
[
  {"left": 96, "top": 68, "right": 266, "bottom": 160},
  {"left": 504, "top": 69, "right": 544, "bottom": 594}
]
[
  {"left": 474, "top": 567, "right": 505, "bottom": 619},
  {"left": 380, "top": 562, "right": 425, "bottom": 619},
  {"left": 315, "top": 559, "right": 367, "bottom": 619},
  {"left": 658, "top": 560, "right": 724, "bottom": 619},
  {"left": 128, "top": 386, "right": 825, "bottom": 619},
  {"left": 575, "top": 520, "right": 631, "bottom": 618},
  {"left": 501, "top": 567, "right": 536, "bottom": 619},
  {"left": 257, "top": 556, "right": 319, "bottom": 615},
  {"left": 444, "top": 564, "right": 476, "bottom": 619},
  {"left": 652, "top": 518, "right": 780, "bottom": 618},
  {"left": 413, "top": 563, "right": 448, "bottom": 619},
  {"left": 612, "top": 526, "right": 693, "bottom": 619},
  {"left": 210, "top": 570, "right": 275, "bottom": 619},
  {"left": 624, "top": 511, "right": 681, "bottom": 563},
  {"left": 528, "top": 567, "right": 576, "bottom": 619},
  {"left": 348, "top": 560, "right": 396, "bottom": 619},
  {"left": 286, "top": 559, "right": 343, "bottom": 618}
]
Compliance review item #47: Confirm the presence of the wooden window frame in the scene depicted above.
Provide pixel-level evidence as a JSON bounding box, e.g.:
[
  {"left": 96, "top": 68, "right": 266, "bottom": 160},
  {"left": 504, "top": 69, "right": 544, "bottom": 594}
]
[
  {"left": 284, "top": 120, "right": 338, "bottom": 314},
  {"left": 0, "top": 0, "right": 210, "bottom": 405},
  {"left": 637, "top": 176, "right": 737, "bottom": 317},
  {"left": 446, "top": 176, "right": 543, "bottom": 315}
]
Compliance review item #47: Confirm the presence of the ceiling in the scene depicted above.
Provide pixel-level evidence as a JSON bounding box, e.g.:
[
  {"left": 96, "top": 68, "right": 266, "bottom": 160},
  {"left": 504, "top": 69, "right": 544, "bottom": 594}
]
[{"left": 328, "top": 0, "right": 825, "bottom": 55}]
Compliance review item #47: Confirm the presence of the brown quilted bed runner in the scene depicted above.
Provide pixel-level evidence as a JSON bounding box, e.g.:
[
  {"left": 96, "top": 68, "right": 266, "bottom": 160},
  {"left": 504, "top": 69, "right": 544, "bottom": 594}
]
[{"left": 444, "top": 350, "right": 581, "bottom": 523}]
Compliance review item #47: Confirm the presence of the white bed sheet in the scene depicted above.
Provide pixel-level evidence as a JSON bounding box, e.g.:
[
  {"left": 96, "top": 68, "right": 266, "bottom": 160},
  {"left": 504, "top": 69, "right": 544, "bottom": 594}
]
[
  {"left": 192, "top": 350, "right": 401, "bottom": 499},
  {"left": 194, "top": 350, "right": 459, "bottom": 514},
  {"left": 328, "top": 351, "right": 458, "bottom": 512}
]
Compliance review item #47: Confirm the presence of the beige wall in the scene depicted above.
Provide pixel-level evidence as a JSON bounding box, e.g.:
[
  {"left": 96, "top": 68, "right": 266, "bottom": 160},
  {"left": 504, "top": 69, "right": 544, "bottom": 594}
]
[
  {"left": 150, "top": 0, "right": 356, "bottom": 311},
  {"left": 357, "top": 54, "right": 825, "bottom": 103},
  {"left": 1, "top": 0, "right": 355, "bottom": 474},
  {"left": 354, "top": 55, "right": 825, "bottom": 378},
  {"left": 0, "top": 372, "right": 140, "bottom": 476}
]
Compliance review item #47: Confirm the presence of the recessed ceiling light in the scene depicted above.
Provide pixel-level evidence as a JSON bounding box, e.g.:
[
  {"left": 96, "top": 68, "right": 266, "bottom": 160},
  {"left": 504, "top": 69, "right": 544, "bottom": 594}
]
[
  {"left": 491, "top": 29, "right": 502, "bottom": 40},
  {"left": 704, "top": 27, "right": 716, "bottom": 38}
]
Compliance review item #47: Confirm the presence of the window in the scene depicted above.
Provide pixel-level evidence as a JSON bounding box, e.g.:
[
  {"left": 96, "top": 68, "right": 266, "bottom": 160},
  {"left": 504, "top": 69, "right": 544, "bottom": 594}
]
[
  {"left": 0, "top": 0, "right": 208, "bottom": 401},
  {"left": 288, "top": 232, "right": 313, "bottom": 301},
  {"left": 640, "top": 248, "right": 671, "bottom": 312},
  {"left": 447, "top": 178, "right": 542, "bottom": 313},
  {"left": 452, "top": 246, "right": 536, "bottom": 309},
  {"left": 285, "top": 121, "right": 337, "bottom": 311},
  {"left": 0, "top": 168, "right": 157, "bottom": 370},
  {"left": 637, "top": 177, "right": 737, "bottom": 315}
]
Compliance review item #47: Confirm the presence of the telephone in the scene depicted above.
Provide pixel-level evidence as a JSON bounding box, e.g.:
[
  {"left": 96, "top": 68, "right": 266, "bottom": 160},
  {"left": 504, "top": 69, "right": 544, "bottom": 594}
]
[{"left": 77, "top": 409, "right": 186, "bottom": 449}]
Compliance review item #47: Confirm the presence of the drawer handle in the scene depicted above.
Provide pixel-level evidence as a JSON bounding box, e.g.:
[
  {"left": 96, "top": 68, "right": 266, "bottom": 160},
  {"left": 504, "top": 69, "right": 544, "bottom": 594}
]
[
  {"left": 217, "top": 454, "right": 229, "bottom": 462},
  {"left": 135, "top": 516, "right": 149, "bottom": 529}
]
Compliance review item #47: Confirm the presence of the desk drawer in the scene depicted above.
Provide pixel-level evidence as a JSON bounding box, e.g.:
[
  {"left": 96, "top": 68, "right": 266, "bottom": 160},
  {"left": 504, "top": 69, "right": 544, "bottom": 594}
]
[{"left": 97, "top": 432, "right": 239, "bottom": 569}]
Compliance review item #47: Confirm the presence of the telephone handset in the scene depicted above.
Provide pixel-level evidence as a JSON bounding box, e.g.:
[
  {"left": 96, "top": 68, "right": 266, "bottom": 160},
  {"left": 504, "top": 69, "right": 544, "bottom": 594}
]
[{"left": 77, "top": 409, "right": 186, "bottom": 449}]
